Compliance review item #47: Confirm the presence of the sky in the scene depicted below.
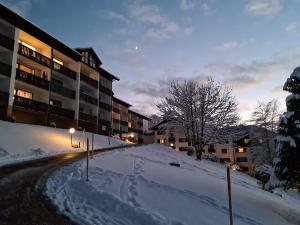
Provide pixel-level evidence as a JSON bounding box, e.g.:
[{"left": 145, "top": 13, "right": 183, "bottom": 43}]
[{"left": 1, "top": 0, "right": 300, "bottom": 122}]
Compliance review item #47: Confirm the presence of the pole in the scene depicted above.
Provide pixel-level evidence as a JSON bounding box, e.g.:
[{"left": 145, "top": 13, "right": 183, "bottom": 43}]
[
  {"left": 86, "top": 138, "right": 89, "bottom": 181},
  {"left": 227, "top": 166, "right": 233, "bottom": 225},
  {"left": 91, "top": 133, "right": 94, "bottom": 159}
]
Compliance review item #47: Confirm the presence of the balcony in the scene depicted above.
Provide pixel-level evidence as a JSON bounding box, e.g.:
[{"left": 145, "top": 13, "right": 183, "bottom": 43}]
[
  {"left": 16, "top": 69, "right": 50, "bottom": 90},
  {"left": 120, "top": 120, "right": 128, "bottom": 126},
  {"left": 99, "top": 101, "right": 112, "bottom": 111},
  {"left": 13, "top": 95, "right": 48, "bottom": 113},
  {"left": 49, "top": 105, "right": 74, "bottom": 120},
  {"left": 52, "top": 62, "right": 77, "bottom": 80},
  {"left": 51, "top": 82, "right": 75, "bottom": 99},
  {"left": 0, "top": 33, "right": 14, "bottom": 51},
  {"left": 113, "top": 107, "right": 120, "bottom": 113},
  {"left": 79, "top": 111, "right": 97, "bottom": 123},
  {"left": 80, "top": 73, "right": 98, "bottom": 88},
  {"left": 80, "top": 92, "right": 98, "bottom": 106},
  {"left": 99, "top": 85, "right": 112, "bottom": 96},
  {"left": 0, "top": 61, "right": 11, "bottom": 77},
  {"left": 18, "top": 44, "right": 51, "bottom": 68}
]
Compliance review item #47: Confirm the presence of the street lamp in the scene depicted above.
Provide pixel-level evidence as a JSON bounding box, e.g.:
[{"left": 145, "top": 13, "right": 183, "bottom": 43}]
[{"left": 69, "top": 128, "right": 75, "bottom": 146}]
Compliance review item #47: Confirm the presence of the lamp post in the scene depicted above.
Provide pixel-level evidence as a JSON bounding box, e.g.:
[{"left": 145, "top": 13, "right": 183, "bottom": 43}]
[{"left": 69, "top": 128, "right": 75, "bottom": 146}]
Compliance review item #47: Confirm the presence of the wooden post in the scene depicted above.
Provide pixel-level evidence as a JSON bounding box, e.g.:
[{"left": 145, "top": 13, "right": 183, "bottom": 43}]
[
  {"left": 86, "top": 138, "right": 89, "bottom": 181},
  {"left": 227, "top": 166, "right": 233, "bottom": 225},
  {"left": 91, "top": 133, "right": 94, "bottom": 159}
]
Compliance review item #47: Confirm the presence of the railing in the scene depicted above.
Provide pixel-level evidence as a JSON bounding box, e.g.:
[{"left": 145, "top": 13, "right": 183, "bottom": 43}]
[
  {"left": 0, "top": 33, "right": 14, "bottom": 50},
  {"left": 18, "top": 44, "right": 51, "bottom": 68},
  {"left": 13, "top": 95, "right": 48, "bottom": 112},
  {"left": 16, "top": 69, "right": 49, "bottom": 90},
  {"left": 51, "top": 82, "right": 75, "bottom": 99},
  {"left": 99, "top": 85, "right": 112, "bottom": 95},
  {"left": 79, "top": 111, "right": 97, "bottom": 123},
  {"left": 113, "top": 107, "right": 120, "bottom": 113},
  {"left": 49, "top": 105, "right": 74, "bottom": 120},
  {"left": 0, "top": 91, "right": 9, "bottom": 106},
  {"left": 98, "top": 118, "right": 111, "bottom": 127},
  {"left": 0, "top": 61, "right": 11, "bottom": 77},
  {"left": 120, "top": 120, "right": 128, "bottom": 126},
  {"left": 99, "top": 101, "right": 112, "bottom": 111},
  {"left": 52, "top": 62, "right": 77, "bottom": 80},
  {"left": 80, "top": 92, "right": 98, "bottom": 105},
  {"left": 80, "top": 73, "right": 98, "bottom": 88}
]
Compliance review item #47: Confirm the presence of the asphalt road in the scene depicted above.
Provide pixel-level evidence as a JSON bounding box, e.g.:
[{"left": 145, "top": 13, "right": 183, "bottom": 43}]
[{"left": 0, "top": 144, "right": 133, "bottom": 225}]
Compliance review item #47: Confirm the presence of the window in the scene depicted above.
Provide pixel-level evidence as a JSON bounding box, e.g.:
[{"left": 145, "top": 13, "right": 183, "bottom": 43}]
[
  {"left": 208, "top": 145, "right": 215, "bottom": 153},
  {"left": 102, "top": 125, "right": 106, "bottom": 131},
  {"left": 157, "top": 139, "right": 160, "bottom": 143},
  {"left": 50, "top": 99, "right": 62, "bottom": 108},
  {"left": 17, "top": 64, "right": 35, "bottom": 75},
  {"left": 19, "top": 41, "right": 36, "bottom": 51},
  {"left": 53, "top": 58, "right": 63, "bottom": 66},
  {"left": 160, "top": 139, "right": 165, "bottom": 144},
  {"left": 220, "top": 158, "right": 230, "bottom": 163},
  {"left": 240, "top": 166, "right": 249, "bottom": 172},
  {"left": 221, "top": 149, "right": 227, "bottom": 154},
  {"left": 52, "top": 78, "right": 63, "bottom": 86},
  {"left": 128, "top": 122, "right": 132, "bottom": 128},
  {"left": 237, "top": 147, "right": 247, "bottom": 153},
  {"left": 179, "top": 138, "right": 187, "bottom": 142},
  {"left": 14, "top": 89, "right": 33, "bottom": 99},
  {"left": 236, "top": 157, "right": 248, "bottom": 162}
]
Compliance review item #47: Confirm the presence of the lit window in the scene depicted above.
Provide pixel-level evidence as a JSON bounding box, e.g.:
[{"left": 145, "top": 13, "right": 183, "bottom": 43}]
[
  {"left": 17, "top": 64, "right": 35, "bottom": 75},
  {"left": 14, "top": 89, "right": 33, "bottom": 99},
  {"left": 238, "top": 147, "right": 247, "bottom": 153},
  {"left": 128, "top": 122, "right": 132, "bottom": 128},
  {"left": 19, "top": 41, "right": 36, "bottom": 51},
  {"left": 53, "top": 58, "right": 64, "bottom": 66},
  {"left": 160, "top": 139, "right": 165, "bottom": 144}
]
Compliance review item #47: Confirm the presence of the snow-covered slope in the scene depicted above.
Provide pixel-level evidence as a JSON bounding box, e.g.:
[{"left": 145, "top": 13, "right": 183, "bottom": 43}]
[
  {"left": 46, "top": 144, "right": 300, "bottom": 225},
  {"left": 0, "top": 121, "right": 124, "bottom": 166}
]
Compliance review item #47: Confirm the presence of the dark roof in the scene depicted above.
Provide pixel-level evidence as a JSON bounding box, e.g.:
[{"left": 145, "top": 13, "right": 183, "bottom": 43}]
[
  {"left": 129, "top": 110, "right": 150, "bottom": 120},
  {"left": 113, "top": 96, "right": 132, "bottom": 107},
  {"left": 99, "top": 67, "right": 120, "bottom": 81},
  {"left": 74, "top": 47, "right": 102, "bottom": 65},
  {"left": 0, "top": 3, "right": 81, "bottom": 61}
]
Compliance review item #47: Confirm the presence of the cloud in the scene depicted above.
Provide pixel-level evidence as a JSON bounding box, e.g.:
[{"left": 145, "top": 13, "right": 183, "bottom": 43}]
[
  {"left": 214, "top": 41, "right": 239, "bottom": 51},
  {"left": 183, "top": 26, "right": 194, "bottom": 35},
  {"left": 99, "top": 10, "right": 128, "bottom": 23},
  {"left": 286, "top": 22, "right": 298, "bottom": 32},
  {"left": 128, "top": 3, "right": 164, "bottom": 24},
  {"left": 179, "top": 0, "right": 195, "bottom": 10},
  {"left": 246, "top": 0, "right": 282, "bottom": 16},
  {"left": 272, "top": 85, "right": 284, "bottom": 93}
]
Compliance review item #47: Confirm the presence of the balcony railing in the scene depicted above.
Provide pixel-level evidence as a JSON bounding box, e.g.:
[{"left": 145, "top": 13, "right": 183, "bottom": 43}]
[
  {"left": 0, "top": 61, "right": 11, "bottom": 77},
  {"left": 0, "top": 33, "right": 14, "bottom": 50},
  {"left": 51, "top": 82, "right": 75, "bottom": 99},
  {"left": 52, "top": 62, "right": 77, "bottom": 80},
  {"left": 80, "top": 73, "right": 98, "bottom": 88},
  {"left": 18, "top": 44, "right": 51, "bottom": 68},
  {"left": 113, "top": 107, "right": 120, "bottom": 113},
  {"left": 79, "top": 111, "right": 97, "bottom": 123},
  {"left": 98, "top": 118, "right": 111, "bottom": 127},
  {"left": 120, "top": 120, "right": 128, "bottom": 126},
  {"left": 16, "top": 69, "right": 50, "bottom": 90},
  {"left": 99, "top": 85, "right": 112, "bottom": 96},
  {"left": 0, "top": 91, "right": 9, "bottom": 106},
  {"left": 99, "top": 101, "right": 112, "bottom": 111},
  {"left": 80, "top": 92, "right": 98, "bottom": 105},
  {"left": 49, "top": 105, "right": 75, "bottom": 120},
  {"left": 13, "top": 95, "right": 48, "bottom": 113}
]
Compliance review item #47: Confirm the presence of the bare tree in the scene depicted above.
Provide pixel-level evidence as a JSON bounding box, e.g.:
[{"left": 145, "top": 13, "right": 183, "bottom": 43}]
[
  {"left": 149, "top": 114, "right": 163, "bottom": 128},
  {"left": 158, "top": 77, "right": 239, "bottom": 159},
  {"left": 251, "top": 99, "right": 281, "bottom": 165}
]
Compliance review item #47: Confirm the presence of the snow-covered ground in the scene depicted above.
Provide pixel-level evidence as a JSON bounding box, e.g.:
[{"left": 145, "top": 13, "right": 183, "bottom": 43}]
[
  {"left": 46, "top": 144, "right": 300, "bottom": 225},
  {"left": 0, "top": 121, "right": 125, "bottom": 166}
]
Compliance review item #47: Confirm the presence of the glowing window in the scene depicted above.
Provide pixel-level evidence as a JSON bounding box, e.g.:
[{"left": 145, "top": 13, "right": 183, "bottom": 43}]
[
  {"left": 238, "top": 147, "right": 247, "bottom": 153},
  {"left": 19, "top": 41, "right": 36, "bottom": 51},
  {"left": 17, "top": 64, "right": 35, "bottom": 75},
  {"left": 128, "top": 122, "right": 132, "bottom": 128},
  {"left": 160, "top": 139, "right": 165, "bottom": 144},
  {"left": 14, "top": 89, "right": 33, "bottom": 99},
  {"left": 53, "top": 58, "right": 64, "bottom": 66}
]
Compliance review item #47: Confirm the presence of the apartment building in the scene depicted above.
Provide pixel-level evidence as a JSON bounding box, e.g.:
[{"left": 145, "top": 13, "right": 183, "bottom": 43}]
[
  {"left": 128, "top": 110, "right": 150, "bottom": 143},
  {"left": 147, "top": 120, "right": 272, "bottom": 175},
  {"left": 112, "top": 96, "right": 131, "bottom": 135},
  {"left": 0, "top": 4, "right": 121, "bottom": 135}
]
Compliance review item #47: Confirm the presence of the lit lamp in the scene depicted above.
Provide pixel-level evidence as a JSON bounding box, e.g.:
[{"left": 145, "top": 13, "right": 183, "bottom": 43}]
[
  {"left": 130, "top": 134, "right": 134, "bottom": 138},
  {"left": 69, "top": 128, "right": 75, "bottom": 146},
  {"left": 170, "top": 143, "right": 174, "bottom": 147}
]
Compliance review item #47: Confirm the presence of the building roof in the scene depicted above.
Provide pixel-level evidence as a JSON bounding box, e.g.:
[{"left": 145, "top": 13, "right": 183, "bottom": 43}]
[
  {"left": 74, "top": 47, "right": 102, "bottom": 65},
  {"left": 0, "top": 3, "right": 81, "bottom": 61},
  {"left": 129, "top": 110, "right": 150, "bottom": 120},
  {"left": 113, "top": 96, "right": 132, "bottom": 107},
  {"left": 99, "top": 67, "right": 120, "bottom": 81}
]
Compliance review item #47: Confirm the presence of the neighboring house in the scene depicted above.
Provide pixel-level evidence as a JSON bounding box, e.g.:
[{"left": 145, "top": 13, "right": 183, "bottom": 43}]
[
  {"left": 0, "top": 4, "right": 149, "bottom": 140},
  {"left": 146, "top": 120, "right": 275, "bottom": 175}
]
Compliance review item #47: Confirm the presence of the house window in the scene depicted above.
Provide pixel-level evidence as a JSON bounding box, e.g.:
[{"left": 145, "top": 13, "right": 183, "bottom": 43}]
[
  {"left": 53, "top": 58, "right": 64, "bottom": 66},
  {"left": 157, "top": 139, "right": 160, "bottom": 143},
  {"left": 237, "top": 147, "right": 247, "bottom": 153},
  {"left": 17, "top": 64, "right": 35, "bottom": 75},
  {"left": 237, "top": 157, "right": 248, "bottom": 162},
  {"left": 19, "top": 41, "right": 36, "bottom": 51},
  {"left": 240, "top": 166, "right": 249, "bottom": 172},
  {"left": 52, "top": 78, "right": 63, "bottom": 86},
  {"left": 160, "top": 139, "right": 165, "bottom": 144},
  {"left": 102, "top": 125, "right": 106, "bottom": 131},
  {"left": 50, "top": 99, "right": 62, "bottom": 108},
  {"left": 208, "top": 145, "right": 215, "bottom": 153},
  {"left": 221, "top": 149, "right": 227, "bottom": 154},
  {"left": 14, "top": 89, "right": 33, "bottom": 99},
  {"left": 128, "top": 122, "right": 132, "bottom": 128},
  {"left": 179, "top": 138, "right": 187, "bottom": 142}
]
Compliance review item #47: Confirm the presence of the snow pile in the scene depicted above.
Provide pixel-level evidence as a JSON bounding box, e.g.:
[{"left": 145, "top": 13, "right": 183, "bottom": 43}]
[
  {"left": 0, "top": 121, "right": 125, "bottom": 166},
  {"left": 46, "top": 144, "right": 300, "bottom": 225}
]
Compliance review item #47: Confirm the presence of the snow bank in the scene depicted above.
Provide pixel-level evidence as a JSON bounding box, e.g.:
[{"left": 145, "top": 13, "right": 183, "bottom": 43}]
[
  {"left": 0, "top": 121, "right": 125, "bottom": 166},
  {"left": 46, "top": 144, "right": 300, "bottom": 225}
]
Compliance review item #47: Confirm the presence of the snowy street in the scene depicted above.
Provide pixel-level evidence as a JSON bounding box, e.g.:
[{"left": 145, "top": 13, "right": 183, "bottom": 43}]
[{"left": 47, "top": 144, "right": 300, "bottom": 225}]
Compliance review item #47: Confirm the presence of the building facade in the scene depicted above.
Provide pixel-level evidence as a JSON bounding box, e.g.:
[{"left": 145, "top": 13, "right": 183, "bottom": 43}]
[{"left": 0, "top": 4, "right": 148, "bottom": 139}]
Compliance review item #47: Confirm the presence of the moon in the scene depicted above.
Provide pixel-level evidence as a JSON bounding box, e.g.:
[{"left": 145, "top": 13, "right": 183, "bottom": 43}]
[{"left": 135, "top": 46, "right": 139, "bottom": 50}]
